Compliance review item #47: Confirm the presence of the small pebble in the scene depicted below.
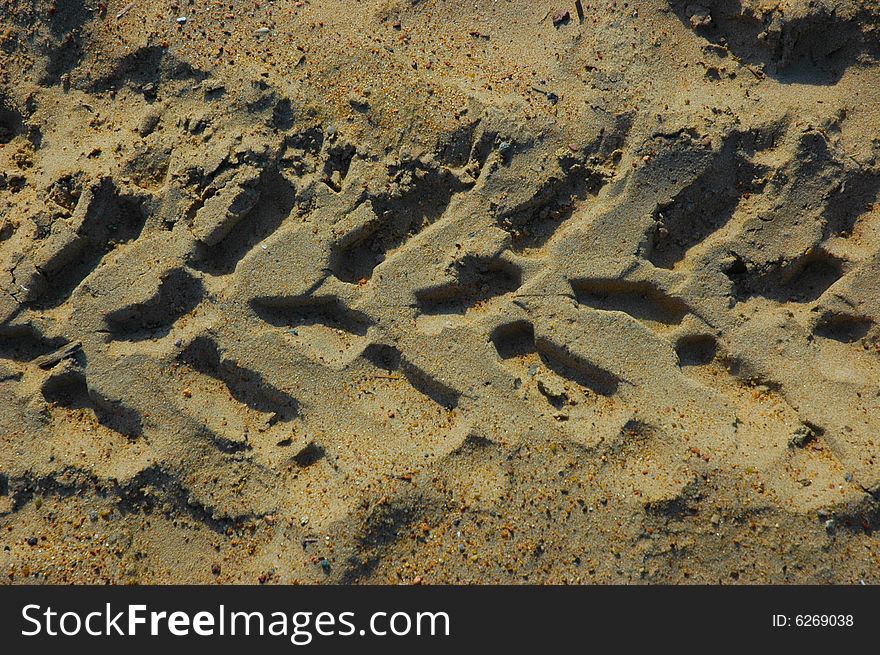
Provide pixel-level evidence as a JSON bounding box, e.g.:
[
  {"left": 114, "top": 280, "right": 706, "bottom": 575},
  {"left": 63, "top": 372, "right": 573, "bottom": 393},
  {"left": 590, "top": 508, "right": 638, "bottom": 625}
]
[
  {"left": 552, "top": 9, "right": 571, "bottom": 26},
  {"left": 789, "top": 425, "right": 814, "bottom": 448}
]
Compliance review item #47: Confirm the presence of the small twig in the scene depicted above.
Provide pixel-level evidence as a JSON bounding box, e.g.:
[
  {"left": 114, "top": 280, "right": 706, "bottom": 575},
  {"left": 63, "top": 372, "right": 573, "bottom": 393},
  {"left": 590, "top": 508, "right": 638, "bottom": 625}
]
[
  {"left": 116, "top": 2, "right": 135, "bottom": 20},
  {"left": 746, "top": 65, "right": 765, "bottom": 79},
  {"left": 33, "top": 341, "right": 82, "bottom": 369}
]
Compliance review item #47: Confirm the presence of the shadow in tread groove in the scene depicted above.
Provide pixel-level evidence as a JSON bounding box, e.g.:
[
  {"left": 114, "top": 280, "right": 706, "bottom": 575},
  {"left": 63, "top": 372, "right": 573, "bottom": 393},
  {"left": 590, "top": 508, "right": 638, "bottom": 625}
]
[
  {"left": 251, "top": 295, "right": 373, "bottom": 336},
  {"left": 496, "top": 163, "right": 607, "bottom": 253},
  {"left": 572, "top": 279, "right": 690, "bottom": 325},
  {"left": 491, "top": 321, "right": 622, "bottom": 396},
  {"left": 731, "top": 251, "right": 844, "bottom": 303},
  {"left": 35, "top": 180, "right": 148, "bottom": 309},
  {"left": 89, "top": 45, "right": 207, "bottom": 94},
  {"left": 0, "top": 94, "right": 23, "bottom": 144},
  {"left": 675, "top": 334, "right": 718, "bottom": 367},
  {"left": 362, "top": 343, "right": 461, "bottom": 410},
  {"left": 41, "top": 368, "right": 143, "bottom": 438},
  {"left": 118, "top": 465, "right": 264, "bottom": 531},
  {"left": 647, "top": 134, "right": 766, "bottom": 269},
  {"left": 490, "top": 320, "right": 536, "bottom": 360},
  {"left": 190, "top": 170, "right": 297, "bottom": 275},
  {"left": 415, "top": 256, "right": 522, "bottom": 315},
  {"left": 0, "top": 325, "right": 66, "bottom": 362},
  {"left": 813, "top": 313, "right": 873, "bottom": 343},
  {"left": 292, "top": 442, "right": 325, "bottom": 468},
  {"left": 104, "top": 269, "right": 204, "bottom": 341},
  {"left": 666, "top": 0, "right": 878, "bottom": 85},
  {"left": 329, "top": 166, "right": 470, "bottom": 283},
  {"left": 178, "top": 336, "right": 299, "bottom": 421}
]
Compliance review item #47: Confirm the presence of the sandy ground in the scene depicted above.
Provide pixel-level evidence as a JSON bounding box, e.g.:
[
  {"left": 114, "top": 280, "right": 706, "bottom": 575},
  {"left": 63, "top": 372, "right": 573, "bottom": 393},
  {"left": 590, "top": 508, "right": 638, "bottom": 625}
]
[{"left": 0, "top": 0, "right": 879, "bottom": 584}]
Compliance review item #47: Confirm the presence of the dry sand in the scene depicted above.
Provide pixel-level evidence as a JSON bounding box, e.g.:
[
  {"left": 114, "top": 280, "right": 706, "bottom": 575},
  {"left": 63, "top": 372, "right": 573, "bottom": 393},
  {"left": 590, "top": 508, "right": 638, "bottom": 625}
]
[{"left": 0, "top": 0, "right": 879, "bottom": 584}]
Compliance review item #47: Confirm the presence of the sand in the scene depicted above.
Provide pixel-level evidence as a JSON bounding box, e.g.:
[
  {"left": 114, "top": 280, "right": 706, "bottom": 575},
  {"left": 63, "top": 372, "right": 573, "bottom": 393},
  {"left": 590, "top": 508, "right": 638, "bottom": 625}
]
[{"left": 0, "top": 0, "right": 878, "bottom": 584}]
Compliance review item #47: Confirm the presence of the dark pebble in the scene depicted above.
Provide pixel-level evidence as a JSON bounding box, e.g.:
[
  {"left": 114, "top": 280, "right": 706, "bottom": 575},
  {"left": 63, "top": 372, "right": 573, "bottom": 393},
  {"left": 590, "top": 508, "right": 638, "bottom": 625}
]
[{"left": 552, "top": 9, "right": 571, "bottom": 26}]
